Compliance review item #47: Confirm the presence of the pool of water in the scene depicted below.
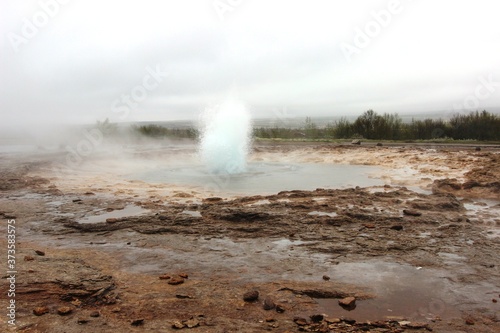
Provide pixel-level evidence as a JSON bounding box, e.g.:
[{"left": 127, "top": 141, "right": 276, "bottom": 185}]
[{"left": 131, "top": 162, "right": 386, "bottom": 195}]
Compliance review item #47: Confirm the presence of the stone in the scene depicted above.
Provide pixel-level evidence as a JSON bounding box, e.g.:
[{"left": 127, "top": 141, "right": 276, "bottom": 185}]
[
  {"left": 243, "top": 290, "right": 259, "bottom": 302},
  {"left": 403, "top": 209, "right": 422, "bottom": 216},
  {"left": 57, "top": 306, "right": 73, "bottom": 315},
  {"left": 475, "top": 147, "right": 481, "bottom": 151},
  {"left": 322, "top": 275, "right": 330, "bottom": 281},
  {"left": 465, "top": 318, "right": 475, "bottom": 325},
  {"left": 310, "top": 314, "right": 324, "bottom": 322},
  {"left": 35, "top": 250, "right": 45, "bottom": 256},
  {"left": 390, "top": 225, "right": 403, "bottom": 231},
  {"left": 168, "top": 277, "right": 185, "bottom": 285},
  {"left": 351, "top": 139, "right": 361, "bottom": 145},
  {"left": 293, "top": 317, "right": 308, "bottom": 326},
  {"left": 185, "top": 318, "right": 200, "bottom": 328},
  {"left": 172, "top": 320, "right": 185, "bottom": 329},
  {"left": 263, "top": 296, "right": 276, "bottom": 310},
  {"left": 178, "top": 273, "right": 189, "bottom": 279},
  {"left": 376, "top": 142, "right": 383, "bottom": 146},
  {"left": 33, "top": 306, "right": 49, "bottom": 316},
  {"left": 106, "top": 218, "right": 118, "bottom": 223},
  {"left": 276, "top": 304, "right": 285, "bottom": 313},
  {"left": 89, "top": 311, "right": 100, "bottom": 317},
  {"left": 339, "top": 296, "right": 356, "bottom": 309},
  {"left": 131, "top": 319, "right": 144, "bottom": 326},
  {"left": 24, "top": 255, "right": 34, "bottom": 261},
  {"left": 159, "top": 274, "right": 171, "bottom": 280},
  {"left": 77, "top": 318, "right": 89, "bottom": 324}
]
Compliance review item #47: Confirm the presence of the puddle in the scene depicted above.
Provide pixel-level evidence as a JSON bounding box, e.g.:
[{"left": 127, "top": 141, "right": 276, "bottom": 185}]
[
  {"left": 313, "top": 260, "right": 463, "bottom": 321},
  {"left": 308, "top": 211, "right": 338, "bottom": 217},
  {"left": 77, "top": 205, "right": 150, "bottom": 223}
]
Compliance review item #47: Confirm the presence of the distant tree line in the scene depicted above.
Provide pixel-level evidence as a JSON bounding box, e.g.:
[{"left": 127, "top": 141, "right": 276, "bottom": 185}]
[
  {"left": 254, "top": 110, "right": 500, "bottom": 141},
  {"left": 132, "top": 124, "right": 198, "bottom": 139}
]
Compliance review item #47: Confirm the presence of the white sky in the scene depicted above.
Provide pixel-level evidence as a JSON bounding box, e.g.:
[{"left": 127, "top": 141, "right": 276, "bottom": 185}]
[{"left": 1, "top": 0, "right": 499, "bottom": 128}]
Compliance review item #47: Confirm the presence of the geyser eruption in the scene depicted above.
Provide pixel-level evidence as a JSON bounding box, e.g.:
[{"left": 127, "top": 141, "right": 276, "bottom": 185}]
[{"left": 199, "top": 100, "right": 251, "bottom": 174}]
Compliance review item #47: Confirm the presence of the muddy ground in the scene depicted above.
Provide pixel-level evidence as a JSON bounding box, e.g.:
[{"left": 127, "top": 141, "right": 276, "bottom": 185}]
[{"left": 0, "top": 142, "right": 499, "bottom": 332}]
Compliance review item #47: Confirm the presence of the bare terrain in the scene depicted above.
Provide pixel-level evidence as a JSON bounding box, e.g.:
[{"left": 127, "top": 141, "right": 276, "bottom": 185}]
[{"left": 1, "top": 142, "right": 499, "bottom": 332}]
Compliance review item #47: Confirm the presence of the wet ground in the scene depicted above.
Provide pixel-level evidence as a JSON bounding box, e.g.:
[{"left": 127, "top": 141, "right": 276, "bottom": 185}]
[{"left": 0, "top": 141, "right": 499, "bottom": 332}]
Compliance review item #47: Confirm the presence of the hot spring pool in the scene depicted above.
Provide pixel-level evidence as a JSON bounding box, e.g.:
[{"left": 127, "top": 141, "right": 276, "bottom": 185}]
[{"left": 130, "top": 162, "right": 386, "bottom": 195}]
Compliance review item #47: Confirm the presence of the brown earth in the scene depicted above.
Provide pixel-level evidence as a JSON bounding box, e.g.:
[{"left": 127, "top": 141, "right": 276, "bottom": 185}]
[{"left": 1, "top": 143, "right": 499, "bottom": 332}]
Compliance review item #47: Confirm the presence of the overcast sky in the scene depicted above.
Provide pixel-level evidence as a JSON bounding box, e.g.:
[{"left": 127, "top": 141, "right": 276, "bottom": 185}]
[{"left": 1, "top": 0, "right": 499, "bottom": 128}]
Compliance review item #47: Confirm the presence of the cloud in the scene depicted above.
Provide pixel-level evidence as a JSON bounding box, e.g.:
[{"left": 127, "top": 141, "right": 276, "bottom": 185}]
[{"left": 1, "top": 0, "right": 499, "bottom": 130}]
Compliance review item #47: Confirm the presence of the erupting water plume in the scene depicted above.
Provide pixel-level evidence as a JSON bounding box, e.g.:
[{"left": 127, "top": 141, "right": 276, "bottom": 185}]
[{"left": 199, "top": 100, "right": 251, "bottom": 174}]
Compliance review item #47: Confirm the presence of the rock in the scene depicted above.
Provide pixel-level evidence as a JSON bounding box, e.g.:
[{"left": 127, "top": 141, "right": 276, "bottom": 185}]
[
  {"left": 475, "top": 147, "right": 481, "bottom": 151},
  {"left": 159, "top": 274, "right": 171, "bottom": 280},
  {"left": 33, "top": 306, "right": 49, "bottom": 316},
  {"left": 310, "top": 314, "right": 324, "bottom": 323},
  {"left": 276, "top": 304, "right": 285, "bottom": 313},
  {"left": 351, "top": 139, "right": 361, "bottom": 145},
  {"left": 24, "top": 255, "right": 34, "bottom": 261},
  {"left": 492, "top": 299, "right": 497, "bottom": 303},
  {"left": 84, "top": 192, "right": 95, "bottom": 195},
  {"left": 322, "top": 275, "right": 330, "bottom": 281},
  {"left": 390, "top": 225, "right": 403, "bottom": 231},
  {"left": 265, "top": 317, "right": 275, "bottom": 322},
  {"left": 77, "top": 318, "right": 89, "bottom": 324},
  {"left": 403, "top": 209, "right": 422, "bottom": 216},
  {"left": 339, "top": 296, "right": 356, "bottom": 310},
  {"left": 172, "top": 320, "right": 185, "bottom": 329},
  {"left": 72, "top": 199, "right": 82, "bottom": 203},
  {"left": 342, "top": 318, "right": 356, "bottom": 324},
  {"left": 178, "top": 273, "right": 189, "bottom": 279},
  {"left": 363, "top": 223, "right": 376, "bottom": 229},
  {"left": 158, "top": 215, "right": 168, "bottom": 220},
  {"left": 57, "top": 306, "right": 73, "bottom": 315},
  {"left": 404, "top": 322, "right": 430, "bottom": 329},
  {"left": 106, "top": 218, "right": 118, "bottom": 223},
  {"left": 131, "top": 319, "right": 144, "bottom": 326},
  {"left": 35, "top": 250, "right": 45, "bottom": 256},
  {"left": 376, "top": 142, "right": 383, "bottom": 146},
  {"left": 168, "top": 277, "right": 185, "bottom": 285},
  {"left": 89, "top": 311, "right": 100, "bottom": 317},
  {"left": 465, "top": 318, "right": 475, "bottom": 325},
  {"left": 293, "top": 317, "right": 308, "bottom": 326},
  {"left": 243, "top": 290, "right": 259, "bottom": 302},
  {"left": 176, "top": 294, "right": 194, "bottom": 299},
  {"left": 263, "top": 297, "right": 276, "bottom": 310},
  {"left": 185, "top": 318, "right": 200, "bottom": 328},
  {"left": 325, "top": 318, "right": 341, "bottom": 324}
]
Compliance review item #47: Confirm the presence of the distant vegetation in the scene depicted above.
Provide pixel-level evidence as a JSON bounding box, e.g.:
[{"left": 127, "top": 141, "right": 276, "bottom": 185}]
[
  {"left": 131, "top": 124, "right": 198, "bottom": 139},
  {"left": 254, "top": 110, "right": 500, "bottom": 141},
  {"left": 126, "top": 110, "right": 499, "bottom": 142}
]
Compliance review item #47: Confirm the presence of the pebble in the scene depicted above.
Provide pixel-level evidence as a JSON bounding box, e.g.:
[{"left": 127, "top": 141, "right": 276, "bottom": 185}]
[
  {"left": 178, "top": 273, "right": 189, "bottom": 279},
  {"left": 89, "top": 311, "right": 100, "bottom": 317},
  {"left": 465, "top": 318, "right": 475, "bottom": 325},
  {"left": 168, "top": 277, "right": 185, "bottom": 285},
  {"left": 33, "top": 306, "right": 49, "bottom": 316},
  {"left": 293, "top": 317, "right": 308, "bottom": 326},
  {"left": 35, "top": 250, "right": 45, "bottom": 256},
  {"left": 106, "top": 218, "right": 118, "bottom": 223},
  {"left": 390, "top": 225, "right": 403, "bottom": 231},
  {"left": 403, "top": 209, "right": 422, "bottom": 216},
  {"left": 159, "top": 274, "right": 171, "bottom": 280},
  {"left": 339, "top": 296, "right": 356, "bottom": 307},
  {"left": 276, "top": 304, "right": 285, "bottom": 313},
  {"left": 172, "top": 320, "right": 185, "bottom": 329},
  {"left": 57, "top": 306, "right": 73, "bottom": 315},
  {"left": 131, "top": 319, "right": 144, "bottom": 326},
  {"left": 243, "top": 290, "right": 259, "bottom": 302},
  {"left": 310, "top": 314, "right": 324, "bottom": 323},
  {"left": 263, "top": 297, "right": 276, "bottom": 310},
  {"left": 322, "top": 275, "right": 330, "bottom": 281},
  {"left": 77, "top": 318, "right": 89, "bottom": 324},
  {"left": 185, "top": 318, "right": 200, "bottom": 328},
  {"left": 24, "top": 255, "right": 34, "bottom": 261}
]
